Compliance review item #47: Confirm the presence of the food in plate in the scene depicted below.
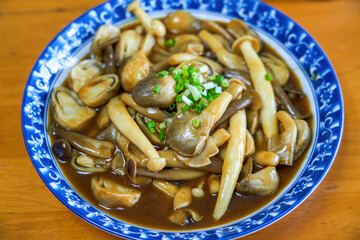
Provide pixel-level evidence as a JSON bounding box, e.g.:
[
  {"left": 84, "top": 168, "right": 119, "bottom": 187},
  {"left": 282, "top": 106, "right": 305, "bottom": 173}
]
[{"left": 48, "top": 1, "right": 312, "bottom": 230}]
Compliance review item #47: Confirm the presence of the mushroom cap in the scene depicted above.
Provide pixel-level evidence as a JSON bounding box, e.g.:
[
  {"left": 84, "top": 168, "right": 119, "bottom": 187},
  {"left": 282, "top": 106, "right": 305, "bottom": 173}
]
[
  {"left": 236, "top": 166, "right": 279, "bottom": 195},
  {"left": 132, "top": 73, "right": 177, "bottom": 108},
  {"left": 79, "top": 74, "right": 120, "bottom": 107},
  {"left": 50, "top": 87, "right": 96, "bottom": 131},
  {"left": 68, "top": 59, "right": 103, "bottom": 93},
  {"left": 164, "top": 11, "right": 201, "bottom": 34},
  {"left": 90, "top": 25, "right": 120, "bottom": 57},
  {"left": 261, "top": 52, "right": 290, "bottom": 85},
  {"left": 91, "top": 176, "right": 141, "bottom": 208},
  {"left": 115, "top": 30, "right": 143, "bottom": 63},
  {"left": 294, "top": 119, "right": 311, "bottom": 160},
  {"left": 232, "top": 36, "right": 260, "bottom": 54},
  {"left": 120, "top": 56, "right": 150, "bottom": 92}
]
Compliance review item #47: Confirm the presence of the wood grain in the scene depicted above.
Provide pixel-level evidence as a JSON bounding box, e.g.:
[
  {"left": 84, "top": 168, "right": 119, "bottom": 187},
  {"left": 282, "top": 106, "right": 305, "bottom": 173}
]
[{"left": 0, "top": 0, "right": 359, "bottom": 239}]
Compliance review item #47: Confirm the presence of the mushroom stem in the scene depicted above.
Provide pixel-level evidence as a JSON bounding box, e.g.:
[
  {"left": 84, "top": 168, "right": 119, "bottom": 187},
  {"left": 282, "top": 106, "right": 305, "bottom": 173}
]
[
  {"left": 199, "top": 30, "right": 247, "bottom": 72},
  {"left": 136, "top": 168, "right": 206, "bottom": 181},
  {"left": 119, "top": 93, "right": 169, "bottom": 122},
  {"left": 214, "top": 109, "right": 246, "bottom": 220},
  {"left": 233, "top": 36, "right": 278, "bottom": 139},
  {"left": 108, "top": 96, "right": 166, "bottom": 171}
]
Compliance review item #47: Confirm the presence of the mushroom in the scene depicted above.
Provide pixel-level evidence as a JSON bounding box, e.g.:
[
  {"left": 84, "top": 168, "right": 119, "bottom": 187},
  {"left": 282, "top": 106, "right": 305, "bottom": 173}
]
[
  {"left": 174, "top": 136, "right": 219, "bottom": 168},
  {"left": 202, "top": 21, "right": 235, "bottom": 45},
  {"left": 254, "top": 151, "right": 280, "bottom": 166},
  {"left": 261, "top": 52, "right": 289, "bottom": 85},
  {"left": 140, "top": 33, "right": 156, "bottom": 56},
  {"left": 68, "top": 59, "right": 103, "bottom": 93},
  {"left": 169, "top": 208, "right": 202, "bottom": 226},
  {"left": 150, "top": 45, "right": 171, "bottom": 63},
  {"left": 90, "top": 25, "right": 120, "bottom": 58},
  {"left": 132, "top": 73, "right": 177, "bottom": 108},
  {"left": 108, "top": 96, "right": 166, "bottom": 171},
  {"left": 199, "top": 30, "right": 247, "bottom": 72},
  {"left": 208, "top": 174, "right": 221, "bottom": 194},
  {"left": 111, "top": 152, "right": 126, "bottom": 175},
  {"left": 211, "top": 129, "right": 231, "bottom": 147},
  {"left": 168, "top": 53, "right": 222, "bottom": 75},
  {"left": 236, "top": 166, "right": 280, "bottom": 196},
  {"left": 135, "top": 168, "right": 206, "bottom": 181},
  {"left": 240, "top": 157, "right": 253, "bottom": 180},
  {"left": 115, "top": 30, "right": 143, "bottom": 63},
  {"left": 170, "top": 34, "right": 204, "bottom": 55},
  {"left": 96, "top": 106, "right": 111, "bottom": 130},
  {"left": 223, "top": 68, "right": 252, "bottom": 88},
  {"left": 135, "top": 113, "right": 164, "bottom": 146},
  {"left": 213, "top": 90, "right": 262, "bottom": 130},
  {"left": 52, "top": 139, "right": 72, "bottom": 161},
  {"left": 164, "top": 11, "right": 201, "bottom": 34},
  {"left": 50, "top": 87, "right": 96, "bottom": 131},
  {"left": 91, "top": 176, "right": 141, "bottom": 208},
  {"left": 294, "top": 119, "right": 311, "bottom": 160},
  {"left": 71, "top": 153, "right": 108, "bottom": 172},
  {"left": 120, "top": 93, "right": 169, "bottom": 122},
  {"left": 153, "top": 179, "right": 178, "bottom": 197},
  {"left": 166, "top": 91, "right": 232, "bottom": 156},
  {"left": 79, "top": 74, "right": 120, "bottom": 107},
  {"left": 174, "top": 186, "right": 192, "bottom": 210},
  {"left": 120, "top": 54, "right": 151, "bottom": 92},
  {"left": 104, "top": 45, "right": 117, "bottom": 74},
  {"left": 126, "top": 158, "right": 152, "bottom": 186},
  {"left": 127, "top": 1, "right": 166, "bottom": 38},
  {"left": 272, "top": 78, "right": 312, "bottom": 119},
  {"left": 246, "top": 110, "right": 259, "bottom": 135},
  {"left": 232, "top": 36, "right": 278, "bottom": 139},
  {"left": 226, "top": 19, "right": 262, "bottom": 51},
  {"left": 267, "top": 111, "right": 298, "bottom": 166},
  {"left": 225, "top": 78, "right": 247, "bottom": 100},
  {"left": 49, "top": 124, "right": 115, "bottom": 158},
  {"left": 95, "top": 123, "right": 117, "bottom": 144},
  {"left": 213, "top": 108, "right": 246, "bottom": 220},
  {"left": 245, "top": 130, "right": 255, "bottom": 157}
]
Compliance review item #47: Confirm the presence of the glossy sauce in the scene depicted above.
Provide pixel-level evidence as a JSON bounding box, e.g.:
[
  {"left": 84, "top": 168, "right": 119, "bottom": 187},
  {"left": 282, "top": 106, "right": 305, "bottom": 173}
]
[{"left": 48, "top": 19, "right": 313, "bottom": 230}]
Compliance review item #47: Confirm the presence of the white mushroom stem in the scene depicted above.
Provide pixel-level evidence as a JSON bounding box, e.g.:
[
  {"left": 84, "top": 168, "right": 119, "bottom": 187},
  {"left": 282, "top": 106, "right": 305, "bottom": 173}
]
[
  {"left": 127, "top": 1, "right": 166, "bottom": 38},
  {"left": 141, "top": 33, "right": 156, "bottom": 56},
  {"left": 108, "top": 96, "right": 166, "bottom": 171},
  {"left": 214, "top": 109, "right": 246, "bottom": 220},
  {"left": 168, "top": 53, "right": 223, "bottom": 74},
  {"left": 199, "top": 30, "right": 247, "bottom": 72},
  {"left": 233, "top": 36, "right": 278, "bottom": 139}
]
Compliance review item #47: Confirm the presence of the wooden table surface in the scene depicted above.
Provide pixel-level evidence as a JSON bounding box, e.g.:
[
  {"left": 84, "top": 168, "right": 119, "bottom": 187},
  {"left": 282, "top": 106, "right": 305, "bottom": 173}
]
[{"left": 1, "top": 0, "right": 359, "bottom": 239}]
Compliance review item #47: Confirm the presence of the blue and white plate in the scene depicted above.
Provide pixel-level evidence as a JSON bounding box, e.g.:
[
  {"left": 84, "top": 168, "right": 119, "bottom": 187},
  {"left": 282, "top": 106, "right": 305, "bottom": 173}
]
[{"left": 22, "top": 0, "right": 344, "bottom": 239}]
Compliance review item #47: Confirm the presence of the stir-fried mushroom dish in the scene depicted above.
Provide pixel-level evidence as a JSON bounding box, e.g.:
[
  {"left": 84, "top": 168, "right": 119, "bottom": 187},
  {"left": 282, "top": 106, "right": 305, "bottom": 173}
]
[{"left": 49, "top": 2, "right": 312, "bottom": 229}]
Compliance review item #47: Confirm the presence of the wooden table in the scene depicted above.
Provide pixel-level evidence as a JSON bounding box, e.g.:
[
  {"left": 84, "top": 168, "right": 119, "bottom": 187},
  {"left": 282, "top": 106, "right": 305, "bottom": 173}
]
[{"left": 1, "top": 0, "right": 359, "bottom": 239}]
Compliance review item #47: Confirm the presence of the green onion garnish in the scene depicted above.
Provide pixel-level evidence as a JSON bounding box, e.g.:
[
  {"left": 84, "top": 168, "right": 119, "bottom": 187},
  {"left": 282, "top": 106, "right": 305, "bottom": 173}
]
[
  {"left": 175, "top": 79, "right": 184, "bottom": 93},
  {"left": 169, "top": 103, "right": 176, "bottom": 111},
  {"left": 149, "top": 127, "right": 156, "bottom": 134},
  {"left": 209, "top": 75, "right": 216, "bottom": 81},
  {"left": 181, "top": 105, "right": 189, "bottom": 112},
  {"left": 147, "top": 121, "right": 155, "bottom": 129},
  {"left": 265, "top": 73, "right": 273, "bottom": 81},
  {"left": 174, "top": 73, "right": 181, "bottom": 82},
  {"left": 182, "top": 65, "right": 189, "bottom": 78},
  {"left": 221, "top": 79, "right": 229, "bottom": 88},
  {"left": 216, "top": 74, "right": 224, "bottom": 83},
  {"left": 169, "top": 66, "right": 175, "bottom": 74},
  {"left": 157, "top": 70, "right": 169, "bottom": 78},
  {"left": 159, "top": 130, "right": 165, "bottom": 141},
  {"left": 171, "top": 111, "right": 177, "bottom": 116},
  {"left": 159, "top": 122, "right": 167, "bottom": 130},
  {"left": 192, "top": 118, "right": 200, "bottom": 128},
  {"left": 196, "top": 104, "right": 202, "bottom": 114},
  {"left": 176, "top": 94, "right": 183, "bottom": 103},
  {"left": 165, "top": 38, "right": 176, "bottom": 47},
  {"left": 153, "top": 85, "right": 161, "bottom": 94}
]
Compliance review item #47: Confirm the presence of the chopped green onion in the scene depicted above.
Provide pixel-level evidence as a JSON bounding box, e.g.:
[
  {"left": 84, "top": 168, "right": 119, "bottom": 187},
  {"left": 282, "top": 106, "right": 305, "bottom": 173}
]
[
  {"left": 153, "top": 85, "right": 161, "bottom": 94},
  {"left": 169, "top": 103, "right": 176, "bottom": 111},
  {"left": 157, "top": 70, "right": 169, "bottom": 78},
  {"left": 168, "top": 66, "right": 175, "bottom": 74},
  {"left": 215, "top": 86, "right": 222, "bottom": 94},
  {"left": 174, "top": 73, "right": 181, "bottom": 82},
  {"left": 182, "top": 65, "right": 189, "bottom": 78},
  {"left": 184, "top": 89, "right": 191, "bottom": 96},
  {"left": 184, "top": 79, "right": 189, "bottom": 87},
  {"left": 265, "top": 73, "right": 273, "bottom": 81},
  {"left": 192, "top": 118, "right": 200, "bottom": 128},
  {"left": 149, "top": 127, "right": 156, "bottom": 134},
  {"left": 182, "top": 95, "right": 194, "bottom": 106},
  {"left": 175, "top": 79, "right": 184, "bottom": 93},
  {"left": 159, "top": 122, "right": 167, "bottom": 130},
  {"left": 147, "top": 121, "right": 155, "bottom": 129},
  {"left": 216, "top": 74, "right": 224, "bottom": 83},
  {"left": 165, "top": 38, "right": 176, "bottom": 47},
  {"left": 196, "top": 104, "right": 202, "bottom": 114},
  {"left": 171, "top": 111, "right": 177, "bottom": 116},
  {"left": 159, "top": 130, "right": 165, "bottom": 141},
  {"left": 209, "top": 75, "right": 216, "bottom": 81},
  {"left": 220, "top": 79, "right": 229, "bottom": 88},
  {"left": 176, "top": 94, "right": 183, "bottom": 103},
  {"left": 181, "top": 105, "right": 189, "bottom": 112},
  {"left": 191, "top": 71, "right": 199, "bottom": 79},
  {"left": 203, "top": 82, "right": 216, "bottom": 90},
  {"left": 190, "top": 102, "right": 196, "bottom": 109},
  {"left": 187, "top": 85, "right": 201, "bottom": 101}
]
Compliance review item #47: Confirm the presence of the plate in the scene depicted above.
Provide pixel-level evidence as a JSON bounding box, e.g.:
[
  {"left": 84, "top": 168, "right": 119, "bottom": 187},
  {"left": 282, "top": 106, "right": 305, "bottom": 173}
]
[{"left": 21, "top": 0, "right": 344, "bottom": 239}]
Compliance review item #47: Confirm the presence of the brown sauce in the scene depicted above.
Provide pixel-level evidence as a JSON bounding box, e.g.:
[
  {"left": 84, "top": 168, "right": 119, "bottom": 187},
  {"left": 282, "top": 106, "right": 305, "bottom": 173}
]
[{"left": 48, "top": 19, "right": 313, "bottom": 231}]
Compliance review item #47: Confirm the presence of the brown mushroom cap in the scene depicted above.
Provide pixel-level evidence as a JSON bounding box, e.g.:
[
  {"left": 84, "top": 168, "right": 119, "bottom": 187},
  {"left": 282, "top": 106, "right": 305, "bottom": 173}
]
[{"left": 164, "top": 11, "right": 201, "bottom": 34}]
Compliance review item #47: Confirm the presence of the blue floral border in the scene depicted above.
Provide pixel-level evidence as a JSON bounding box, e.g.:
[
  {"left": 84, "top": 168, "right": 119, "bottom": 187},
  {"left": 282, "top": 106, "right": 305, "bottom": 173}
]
[{"left": 21, "top": 0, "right": 344, "bottom": 239}]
